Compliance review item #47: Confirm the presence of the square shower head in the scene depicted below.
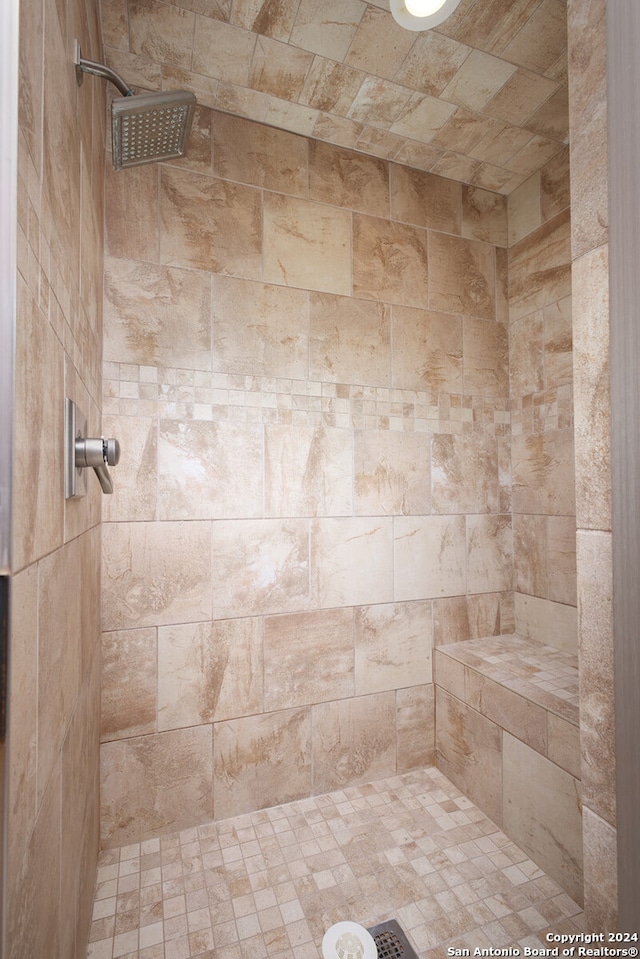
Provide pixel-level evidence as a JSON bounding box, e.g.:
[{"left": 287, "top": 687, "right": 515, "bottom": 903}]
[{"left": 111, "top": 89, "right": 197, "bottom": 170}]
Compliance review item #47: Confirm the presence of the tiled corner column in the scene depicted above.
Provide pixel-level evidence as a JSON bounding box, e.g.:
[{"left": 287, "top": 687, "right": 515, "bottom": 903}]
[{"left": 568, "top": 0, "right": 618, "bottom": 930}]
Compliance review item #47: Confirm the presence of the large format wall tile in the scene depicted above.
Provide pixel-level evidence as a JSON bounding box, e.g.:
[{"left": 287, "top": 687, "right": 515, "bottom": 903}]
[
  {"left": 213, "top": 709, "right": 312, "bottom": 819},
  {"left": 104, "top": 257, "right": 212, "bottom": 369},
  {"left": 263, "top": 192, "right": 351, "bottom": 294},
  {"left": 102, "top": 521, "right": 212, "bottom": 630},
  {"left": 353, "top": 213, "right": 428, "bottom": 309},
  {"left": 160, "top": 166, "right": 262, "bottom": 275},
  {"left": 394, "top": 515, "right": 466, "bottom": 601},
  {"left": 158, "top": 618, "right": 263, "bottom": 729},
  {"left": 214, "top": 112, "right": 308, "bottom": 196},
  {"left": 212, "top": 519, "right": 310, "bottom": 617},
  {"left": 265, "top": 424, "right": 353, "bottom": 517},
  {"left": 428, "top": 233, "right": 496, "bottom": 320},
  {"left": 467, "top": 514, "right": 513, "bottom": 593},
  {"left": 312, "top": 693, "right": 396, "bottom": 794},
  {"left": 159, "top": 419, "right": 264, "bottom": 520},
  {"left": 264, "top": 608, "right": 354, "bottom": 709},
  {"left": 355, "top": 601, "right": 432, "bottom": 694},
  {"left": 354, "top": 430, "right": 430, "bottom": 515},
  {"left": 310, "top": 140, "right": 390, "bottom": 216},
  {"left": 503, "top": 733, "right": 583, "bottom": 905},
  {"left": 212, "top": 275, "right": 308, "bottom": 378},
  {"left": 309, "top": 292, "right": 391, "bottom": 386},
  {"left": 512, "top": 430, "right": 576, "bottom": 515},
  {"left": 311, "top": 517, "right": 394, "bottom": 608},
  {"left": 391, "top": 306, "right": 463, "bottom": 396},
  {"left": 101, "top": 628, "right": 157, "bottom": 742},
  {"left": 431, "top": 433, "right": 499, "bottom": 514},
  {"left": 101, "top": 726, "right": 214, "bottom": 845},
  {"left": 436, "top": 687, "right": 502, "bottom": 826}
]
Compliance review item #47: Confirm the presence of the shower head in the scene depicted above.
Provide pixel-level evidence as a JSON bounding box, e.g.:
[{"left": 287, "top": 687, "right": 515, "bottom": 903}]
[
  {"left": 74, "top": 41, "right": 196, "bottom": 170},
  {"left": 111, "top": 90, "right": 196, "bottom": 170}
]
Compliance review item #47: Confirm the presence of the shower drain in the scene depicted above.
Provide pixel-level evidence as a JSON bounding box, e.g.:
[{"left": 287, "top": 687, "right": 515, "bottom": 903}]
[{"left": 367, "top": 919, "right": 420, "bottom": 959}]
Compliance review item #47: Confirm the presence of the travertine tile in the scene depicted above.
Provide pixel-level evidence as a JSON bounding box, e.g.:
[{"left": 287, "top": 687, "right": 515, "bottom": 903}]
[
  {"left": 441, "top": 49, "right": 518, "bottom": 113},
  {"left": 391, "top": 306, "right": 462, "bottom": 396},
  {"left": 389, "top": 92, "right": 457, "bottom": 142},
  {"left": 12, "top": 279, "right": 64, "bottom": 571},
  {"left": 514, "top": 592, "right": 577, "bottom": 656},
  {"left": 263, "top": 193, "right": 351, "bottom": 295},
  {"left": 101, "top": 628, "right": 157, "bottom": 741},
  {"left": 212, "top": 275, "right": 308, "bottom": 378},
  {"left": 463, "top": 318, "right": 508, "bottom": 397},
  {"left": 507, "top": 171, "right": 541, "bottom": 247},
  {"left": 266, "top": 424, "right": 352, "bottom": 517},
  {"left": 343, "top": 5, "right": 415, "bottom": 79},
  {"left": 355, "top": 600, "right": 432, "bottom": 694},
  {"left": 396, "top": 685, "right": 435, "bottom": 771},
  {"left": 429, "top": 233, "right": 495, "bottom": 320},
  {"left": 353, "top": 213, "right": 428, "bottom": 309},
  {"left": 309, "top": 140, "right": 389, "bottom": 216},
  {"left": 548, "top": 713, "right": 581, "bottom": 779},
  {"left": 264, "top": 608, "right": 354, "bottom": 709},
  {"left": 249, "top": 35, "right": 314, "bottom": 100},
  {"left": 547, "top": 514, "right": 577, "bottom": 606},
  {"left": 354, "top": 430, "right": 430, "bottom": 516},
  {"left": 513, "top": 513, "right": 547, "bottom": 597},
  {"left": 390, "top": 166, "right": 461, "bottom": 234},
  {"left": 462, "top": 186, "right": 508, "bottom": 246},
  {"left": 503, "top": 733, "right": 583, "bottom": 905},
  {"left": 431, "top": 434, "right": 499, "bottom": 514},
  {"left": 577, "top": 530, "right": 615, "bottom": 827},
  {"left": 192, "top": 16, "right": 257, "bottom": 86},
  {"left": 436, "top": 687, "right": 502, "bottom": 826},
  {"left": 213, "top": 112, "right": 308, "bottom": 196},
  {"left": 502, "top": 0, "right": 568, "bottom": 74},
  {"left": 7, "top": 566, "right": 38, "bottom": 883},
  {"left": 582, "top": 807, "right": 618, "bottom": 932},
  {"left": 544, "top": 295, "right": 573, "bottom": 388},
  {"left": 158, "top": 419, "right": 263, "bottom": 520},
  {"left": 230, "top": 0, "right": 297, "bottom": 40},
  {"left": 159, "top": 166, "right": 262, "bottom": 275},
  {"left": 465, "top": 672, "right": 547, "bottom": 756},
  {"left": 213, "top": 708, "right": 312, "bottom": 819},
  {"left": 433, "top": 592, "right": 513, "bottom": 646},
  {"left": 509, "top": 209, "right": 572, "bottom": 322},
  {"left": 102, "top": 521, "right": 212, "bottom": 630},
  {"left": 509, "top": 310, "right": 544, "bottom": 397},
  {"left": 128, "top": 0, "right": 194, "bottom": 67},
  {"left": 485, "top": 67, "right": 558, "bottom": 126},
  {"left": 572, "top": 245, "right": 611, "bottom": 530},
  {"left": 395, "top": 30, "right": 470, "bottom": 96},
  {"left": 467, "top": 514, "right": 513, "bottom": 594},
  {"left": 104, "top": 161, "right": 159, "bottom": 262},
  {"left": 101, "top": 727, "right": 214, "bottom": 846},
  {"left": 311, "top": 517, "right": 394, "bottom": 608},
  {"left": 300, "top": 57, "right": 364, "bottom": 115},
  {"left": 103, "top": 257, "right": 212, "bottom": 369},
  {"left": 102, "top": 415, "right": 157, "bottom": 523},
  {"left": 309, "top": 292, "right": 391, "bottom": 386},
  {"left": 158, "top": 618, "right": 263, "bottom": 728},
  {"left": 511, "top": 430, "right": 576, "bottom": 515},
  {"left": 290, "top": 0, "right": 365, "bottom": 61},
  {"left": 211, "top": 519, "right": 310, "bottom": 617},
  {"left": 312, "top": 693, "right": 396, "bottom": 794},
  {"left": 394, "top": 515, "right": 466, "bottom": 601}
]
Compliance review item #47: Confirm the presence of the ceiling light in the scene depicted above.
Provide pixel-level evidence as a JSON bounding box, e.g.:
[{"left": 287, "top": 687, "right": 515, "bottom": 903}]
[{"left": 390, "top": 0, "right": 463, "bottom": 31}]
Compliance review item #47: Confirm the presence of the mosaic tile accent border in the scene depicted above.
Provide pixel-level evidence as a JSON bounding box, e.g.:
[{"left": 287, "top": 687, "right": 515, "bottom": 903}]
[{"left": 104, "top": 363, "right": 511, "bottom": 436}]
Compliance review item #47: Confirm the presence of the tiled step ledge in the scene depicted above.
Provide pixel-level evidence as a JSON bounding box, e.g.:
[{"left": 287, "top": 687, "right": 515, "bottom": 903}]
[{"left": 434, "top": 634, "right": 579, "bottom": 780}]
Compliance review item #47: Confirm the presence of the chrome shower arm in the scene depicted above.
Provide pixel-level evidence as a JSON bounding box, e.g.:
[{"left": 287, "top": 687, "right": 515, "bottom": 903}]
[{"left": 74, "top": 41, "right": 133, "bottom": 97}]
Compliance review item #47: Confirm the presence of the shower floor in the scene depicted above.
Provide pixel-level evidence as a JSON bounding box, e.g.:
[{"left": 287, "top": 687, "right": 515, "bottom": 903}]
[{"left": 86, "top": 766, "right": 584, "bottom": 959}]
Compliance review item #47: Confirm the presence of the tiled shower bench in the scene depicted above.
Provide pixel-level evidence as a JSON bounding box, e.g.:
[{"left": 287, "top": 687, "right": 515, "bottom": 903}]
[{"left": 434, "top": 634, "right": 582, "bottom": 905}]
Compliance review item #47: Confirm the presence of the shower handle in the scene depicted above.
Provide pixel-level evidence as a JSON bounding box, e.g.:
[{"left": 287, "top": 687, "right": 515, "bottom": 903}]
[{"left": 75, "top": 436, "right": 121, "bottom": 494}]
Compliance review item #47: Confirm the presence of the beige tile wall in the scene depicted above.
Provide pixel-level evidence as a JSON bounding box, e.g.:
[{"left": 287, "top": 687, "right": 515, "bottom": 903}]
[
  {"left": 507, "top": 146, "right": 576, "bottom": 654},
  {"left": 567, "top": 0, "right": 617, "bottom": 929},
  {"left": 101, "top": 107, "right": 514, "bottom": 847},
  {"left": 8, "top": 0, "right": 106, "bottom": 955}
]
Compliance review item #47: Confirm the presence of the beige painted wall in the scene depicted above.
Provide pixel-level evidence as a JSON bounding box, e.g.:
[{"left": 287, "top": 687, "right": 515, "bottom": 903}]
[{"left": 8, "top": 0, "right": 107, "bottom": 956}]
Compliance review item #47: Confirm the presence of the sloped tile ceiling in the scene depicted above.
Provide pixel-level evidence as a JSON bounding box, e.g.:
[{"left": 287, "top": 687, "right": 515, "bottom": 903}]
[{"left": 100, "top": 0, "right": 568, "bottom": 193}]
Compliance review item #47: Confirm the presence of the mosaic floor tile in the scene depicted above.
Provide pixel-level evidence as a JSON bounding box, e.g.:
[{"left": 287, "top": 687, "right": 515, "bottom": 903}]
[{"left": 87, "top": 767, "right": 583, "bottom": 959}]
